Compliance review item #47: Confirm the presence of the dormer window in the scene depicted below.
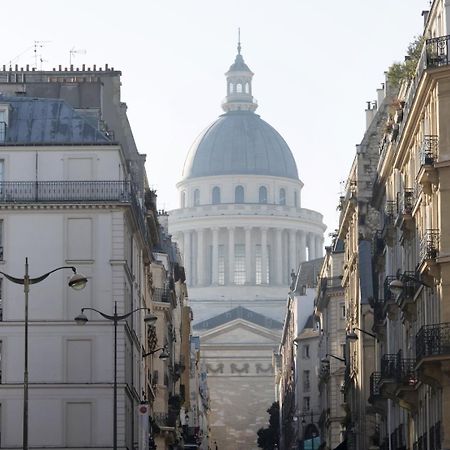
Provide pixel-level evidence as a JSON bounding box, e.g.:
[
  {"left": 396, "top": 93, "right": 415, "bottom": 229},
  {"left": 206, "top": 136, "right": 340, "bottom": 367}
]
[{"left": 0, "top": 106, "right": 9, "bottom": 143}]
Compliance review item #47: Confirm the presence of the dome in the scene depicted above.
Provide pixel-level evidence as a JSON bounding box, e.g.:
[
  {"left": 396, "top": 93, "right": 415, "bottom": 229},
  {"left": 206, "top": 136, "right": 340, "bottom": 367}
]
[{"left": 182, "top": 110, "right": 299, "bottom": 180}]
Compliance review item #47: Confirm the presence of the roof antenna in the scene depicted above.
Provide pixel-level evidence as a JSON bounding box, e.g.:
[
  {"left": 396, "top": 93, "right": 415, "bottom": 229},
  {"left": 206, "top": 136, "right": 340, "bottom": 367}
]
[{"left": 237, "top": 28, "right": 241, "bottom": 55}]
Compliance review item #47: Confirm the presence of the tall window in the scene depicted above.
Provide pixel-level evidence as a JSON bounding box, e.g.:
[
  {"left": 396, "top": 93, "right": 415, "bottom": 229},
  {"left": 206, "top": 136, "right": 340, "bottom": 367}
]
[
  {"left": 279, "top": 188, "right": 286, "bottom": 205},
  {"left": 259, "top": 186, "right": 268, "bottom": 204},
  {"left": 234, "top": 244, "right": 246, "bottom": 285},
  {"left": 218, "top": 245, "right": 225, "bottom": 285},
  {"left": 237, "top": 83, "right": 242, "bottom": 93},
  {"left": 303, "top": 370, "right": 310, "bottom": 392},
  {"left": 235, "top": 185, "right": 244, "bottom": 203},
  {"left": 193, "top": 189, "right": 200, "bottom": 206},
  {"left": 180, "top": 191, "right": 186, "bottom": 208},
  {"left": 255, "top": 245, "right": 270, "bottom": 284},
  {"left": 0, "top": 110, "right": 6, "bottom": 142},
  {"left": 302, "top": 344, "right": 310, "bottom": 359},
  {"left": 212, "top": 186, "right": 221, "bottom": 204},
  {"left": 303, "top": 396, "right": 310, "bottom": 411}
]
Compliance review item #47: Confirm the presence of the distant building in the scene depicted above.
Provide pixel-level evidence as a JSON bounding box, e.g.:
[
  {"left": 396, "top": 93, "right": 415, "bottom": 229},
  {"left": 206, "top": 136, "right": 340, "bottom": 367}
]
[{"left": 169, "top": 42, "right": 326, "bottom": 449}]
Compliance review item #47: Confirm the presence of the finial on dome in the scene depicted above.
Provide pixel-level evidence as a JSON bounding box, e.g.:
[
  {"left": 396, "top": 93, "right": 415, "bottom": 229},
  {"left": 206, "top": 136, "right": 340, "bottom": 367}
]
[{"left": 237, "top": 28, "right": 241, "bottom": 55}]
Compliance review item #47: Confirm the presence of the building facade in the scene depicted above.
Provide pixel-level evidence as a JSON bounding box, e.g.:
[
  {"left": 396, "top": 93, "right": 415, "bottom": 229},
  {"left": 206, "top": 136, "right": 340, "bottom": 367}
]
[{"left": 169, "top": 44, "right": 326, "bottom": 449}]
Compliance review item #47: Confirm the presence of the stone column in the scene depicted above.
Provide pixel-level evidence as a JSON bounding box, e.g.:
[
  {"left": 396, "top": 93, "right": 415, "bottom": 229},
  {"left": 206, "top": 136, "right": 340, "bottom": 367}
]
[
  {"left": 197, "top": 228, "right": 205, "bottom": 286},
  {"left": 298, "top": 231, "right": 306, "bottom": 263},
  {"left": 245, "top": 226, "right": 252, "bottom": 284},
  {"left": 308, "top": 233, "right": 316, "bottom": 260},
  {"left": 184, "top": 230, "right": 192, "bottom": 286},
  {"left": 289, "top": 229, "right": 297, "bottom": 275},
  {"left": 228, "top": 227, "right": 235, "bottom": 284},
  {"left": 212, "top": 227, "right": 219, "bottom": 285},
  {"left": 275, "top": 229, "right": 283, "bottom": 285},
  {"left": 261, "top": 227, "right": 268, "bottom": 284},
  {"left": 315, "top": 235, "right": 323, "bottom": 258}
]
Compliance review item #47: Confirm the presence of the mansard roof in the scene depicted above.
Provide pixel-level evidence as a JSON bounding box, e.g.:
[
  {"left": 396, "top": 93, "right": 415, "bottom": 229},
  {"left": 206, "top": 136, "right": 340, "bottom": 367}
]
[{"left": 0, "top": 95, "right": 111, "bottom": 145}]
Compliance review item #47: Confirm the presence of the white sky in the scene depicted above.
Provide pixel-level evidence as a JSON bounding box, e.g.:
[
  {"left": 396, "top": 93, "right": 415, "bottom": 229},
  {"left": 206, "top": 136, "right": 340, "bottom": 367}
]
[{"left": 3, "top": 0, "right": 429, "bottom": 243}]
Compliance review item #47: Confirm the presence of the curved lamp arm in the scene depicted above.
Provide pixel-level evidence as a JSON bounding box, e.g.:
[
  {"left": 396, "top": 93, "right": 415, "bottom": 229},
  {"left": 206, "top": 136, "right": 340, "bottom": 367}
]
[
  {"left": 0, "top": 265, "right": 79, "bottom": 286},
  {"left": 143, "top": 347, "right": 165, "bottom": 358},
  {"left": 80, "top": 306, "right": 151, "bottom": 322}
]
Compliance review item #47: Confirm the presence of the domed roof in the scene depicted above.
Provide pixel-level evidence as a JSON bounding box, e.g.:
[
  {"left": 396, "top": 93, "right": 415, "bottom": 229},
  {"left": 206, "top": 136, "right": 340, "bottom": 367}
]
[{"left": 182, "top": 110, "right": 299, "bottom": 180}]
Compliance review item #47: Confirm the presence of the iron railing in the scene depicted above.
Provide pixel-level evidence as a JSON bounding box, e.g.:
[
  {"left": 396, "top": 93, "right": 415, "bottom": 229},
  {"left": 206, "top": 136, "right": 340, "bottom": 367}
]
[
  {"left": 369, "top": 372, "right": 382, "bottom": 403},
  {"left": 420, "top": 135, "right": 439, "bottom": 165},
  {"left": 397, "top": 189, "right": 415, "bottom": 216},
  {"left": 416, "top": 322, "right": 450, "bottom": 361},
  {"left": 0, "top": 180, "right": 133, "bottom": 202},
  {"left": 427, "top": 34, "right": 450, "bottom": 67},
  {"left": 152, "top": 287, "right": 171, "bottom": 303},
  {"left": 420, "top": 229, "right": 439, "bottom": 261},
  {"left": 380, "top": 354, "right": 397, "bottom": 380}
]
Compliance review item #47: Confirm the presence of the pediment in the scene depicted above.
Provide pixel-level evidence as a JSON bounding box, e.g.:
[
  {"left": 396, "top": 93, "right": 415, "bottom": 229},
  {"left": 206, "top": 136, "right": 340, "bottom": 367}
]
[{"left": 198, "top": 318, "right": 281, "bottom": 345}]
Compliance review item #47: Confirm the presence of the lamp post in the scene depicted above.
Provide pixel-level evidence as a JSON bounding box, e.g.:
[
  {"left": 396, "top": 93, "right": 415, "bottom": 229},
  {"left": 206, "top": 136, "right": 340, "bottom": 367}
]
[
  {"left": 74, "top": 301, "right": 157, "bottom": 450},
  {"left": 0, "top": 257, "right": 87, "bottom": 450},
  {"left": 143, "top": 346, "right": 170, "bottom": 360},
  {"left": 346, "top": 327, "right": 377, "bottom": 341},
  {"left": 322, "top": 353, "right": 345, "bottom": 363}
]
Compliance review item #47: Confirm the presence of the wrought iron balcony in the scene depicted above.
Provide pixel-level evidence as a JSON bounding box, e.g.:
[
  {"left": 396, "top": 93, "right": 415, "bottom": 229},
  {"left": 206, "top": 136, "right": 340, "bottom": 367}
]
[
  {"left": 372, "top": 297, "right": 386, "bottom": 338},
  {"left": 420, "top": 229, "right": 439, "bottom": 261},
  {"left": 426, "top": 34, "right": 450, "bottom": 67},
  {"left": 416, "top": 322, "right": 450, "bottom": 362},
  {"left": 0, "top": 180, "right": 133, "bottom": 203},
  {"left": 368, "top": 372, "right": 382, "bottom": 405},
  {"left": 420, "top": 135, "right": 439, "bottom": 166},
  {"left": 395, "top": 189, "right": 415, "bottom": 234},
  {"left": 152, "top": 287, "right": 171, "bottom": 303}
]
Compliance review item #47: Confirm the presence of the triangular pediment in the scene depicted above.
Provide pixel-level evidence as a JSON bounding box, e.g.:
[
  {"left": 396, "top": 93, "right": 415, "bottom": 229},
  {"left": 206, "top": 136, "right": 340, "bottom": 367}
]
[
  {"left": 193, "top": 305, "right": 283, "bottom": 331},
  {"left": 198, "top": 318, "right": 281, "bottom": 345}
]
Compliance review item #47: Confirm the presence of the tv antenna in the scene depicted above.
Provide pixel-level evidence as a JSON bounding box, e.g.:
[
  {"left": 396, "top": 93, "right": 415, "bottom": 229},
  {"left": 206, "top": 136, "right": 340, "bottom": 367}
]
[
  {"left": 69, "top": 47, "right": 87, "bottom": 65},
  {"left": 34, "top": 40, "right": 51, "bottom": 70}
]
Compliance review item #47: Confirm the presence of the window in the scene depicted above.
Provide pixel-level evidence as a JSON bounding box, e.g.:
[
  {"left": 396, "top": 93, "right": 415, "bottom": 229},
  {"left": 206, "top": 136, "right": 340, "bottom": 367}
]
[
  {"left": 234, "top": 244, "right": 246, "bottom": 285},
  {"left": 193, "top": 189, "right": 200, "bottom": 206},
  {"left": 0, "top": 108, "right": 8, "bottom": 142},
  {"left": 279, "top": 188, "right": 286, "bottom": 205},
  {"left": 302, "top": 344, "right": 310, "bottom": 359},
  {"left": 180, "top": 191, "right": 186, "bottom": 208},
  {"left": 245, "top": 82, "right": 250, "bottom": 93},
  {"left": 255, "top": 245, "right": 270, "bottom": 285},
  {"left": 259, "top": 186, "right": 267, "bottom": 204},
  {"left": 218, "top": 245, "right": 225, "bottom": 286},
  {"left": 235, "top": 185, "right": 244, "bottom": 203},
  {"left": 303, "top": 396, "right": 310, "bottom": 411},
  {"left": 229, "top": 82, "right": 234, "bottom": 93},
  {"left": 212, "top": 186, "right": 221, "bottom": 204},
  {"left": 340, "top": 303, "right": 346, "bottom": 319},
  {"left": 237, "top": 83, "right": 242, "bottom": 93},
  {"left": 303, "top": 370, "right": 310, "bottom": 392}
]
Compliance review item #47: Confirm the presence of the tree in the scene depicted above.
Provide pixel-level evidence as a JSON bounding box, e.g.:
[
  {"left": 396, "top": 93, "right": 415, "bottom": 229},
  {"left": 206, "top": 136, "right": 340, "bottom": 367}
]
[
  {"left": 387, "top": 35, "right": 424, "bottom": 87},
  {"left": 257, "top": 401, "right": 280, "bottom": 449}
]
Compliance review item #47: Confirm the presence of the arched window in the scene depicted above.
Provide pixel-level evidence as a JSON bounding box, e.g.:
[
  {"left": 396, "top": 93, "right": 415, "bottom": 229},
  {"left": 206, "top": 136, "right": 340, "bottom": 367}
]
[
  {"left": 294, "top": 191, "right": 298, "bottom": 207},
  {"left": 259, "top": 186, "right": 268, "bottom": 204},
  {"left": 193, "top": 189, "right": 200, "bottom": 206},
  {"left": 212, "top": 186, "right": 221, "bottom": 204},
  {"left": 279, "top": 188, "right": 286, "bottom": 205},
  {"left": 229, "top": 82, "right": 234, "bottom": 93},
  {"left": 245, "top": 82, "right": 250, "bottom": 93},
  {"left": 235, "top": 185, "right": 244, "bottom": 203},
  {"left": 180, "top": 191, "right": 186, "bottom": 208},
  {"left": 237, "top": 83, "right": 242, "bottom": 93}
]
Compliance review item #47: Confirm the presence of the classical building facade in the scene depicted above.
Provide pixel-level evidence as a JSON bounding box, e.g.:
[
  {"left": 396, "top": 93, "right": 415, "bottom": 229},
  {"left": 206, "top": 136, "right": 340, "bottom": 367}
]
[
  {"left": 0, "top": 67, "right": 193, "bottom": 450},
  {"left": 169, "top": 44, "right": 326, "bottom": 449}
]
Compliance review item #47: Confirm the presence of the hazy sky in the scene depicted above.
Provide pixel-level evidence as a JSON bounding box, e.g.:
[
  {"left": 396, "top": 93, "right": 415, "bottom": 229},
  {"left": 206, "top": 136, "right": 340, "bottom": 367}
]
[{"left": 3, "top": 0, "right": 429, "bottom": 243}]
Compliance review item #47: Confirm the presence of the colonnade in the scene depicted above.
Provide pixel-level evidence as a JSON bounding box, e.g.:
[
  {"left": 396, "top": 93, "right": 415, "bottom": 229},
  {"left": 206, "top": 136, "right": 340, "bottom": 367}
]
[{"left": 176, "top": 226, "right": 324, "bottom": 287}]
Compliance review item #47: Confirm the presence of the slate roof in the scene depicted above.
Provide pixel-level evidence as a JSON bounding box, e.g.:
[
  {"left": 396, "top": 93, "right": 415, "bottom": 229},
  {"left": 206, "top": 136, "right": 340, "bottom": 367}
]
[
  {"left": 182, "top": 110, "right": 299, "bottom": 180},
  {"left": 0, "top": 96, "right": 111, "bottom": 145},
  {"left": 193, "top": 305, "right": 284, "bottom": 331},
  {"left": 292, "top": 258, "right": 324, "bottom": 292}
]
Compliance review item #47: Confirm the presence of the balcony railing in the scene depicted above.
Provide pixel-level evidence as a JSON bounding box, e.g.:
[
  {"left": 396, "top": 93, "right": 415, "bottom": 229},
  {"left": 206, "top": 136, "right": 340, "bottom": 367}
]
[
  {"left": 420, "top": 135, "right": 439, "bottom": 165},
  {"left": 426, "top": 34, "right": 450, "bottom": 67},
  {"left": 380, "top": 354, "right": 397, "bottom": 380},
  {"left": 369, "top": 372, "right": 382, "bottom": 403},
  {"left": 420, "top": 229, "right": 439, "bottom": 261},
  {"left": 416, "top": 322, "right": 450, "bottom": 362},
  {"left": 396, "top": 189, "right": 414, "bottom": 216},
  {"left": 0, "top": 180, "right": 133, "bottom": 202},
  {"left": 152, "top": 287, "right": 171, "bottom": 303}
]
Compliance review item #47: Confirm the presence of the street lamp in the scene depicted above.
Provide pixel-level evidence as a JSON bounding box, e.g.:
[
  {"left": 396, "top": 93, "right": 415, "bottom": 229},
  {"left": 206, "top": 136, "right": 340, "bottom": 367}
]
[
  {"left": 388, "top": 272, "right": 431, "bottom": 296},
  {"left": 346, "top": 327, "right": 377, "bottom": 341},
  {"left": 74, "top": 301, "right": 157, "bottom": 450},
  {"left": 0, "top": 257, "right": 87, "bottom": 450},
  {"left": 322, "top": 353, "right": 345, "bottom": 363},
  {"left": 143, "top": 346, "right": 170, "bottom": 360}
]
